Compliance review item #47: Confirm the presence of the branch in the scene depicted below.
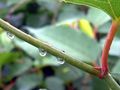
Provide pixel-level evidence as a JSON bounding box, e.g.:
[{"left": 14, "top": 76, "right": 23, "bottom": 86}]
[
  {"left": 99, "top": 21, "right": 119, "bottom": 78},
  {"left": 104, "top": 74, "right": 120, "bottom": 90},
  {"left": 0, "top": 18, "right": 120, "bottom": 90}
]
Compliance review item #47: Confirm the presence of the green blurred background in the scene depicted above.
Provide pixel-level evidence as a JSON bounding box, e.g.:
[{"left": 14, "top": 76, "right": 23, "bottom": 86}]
[{"left": 0, "top": 0, "right": 120, "bottom": 90}]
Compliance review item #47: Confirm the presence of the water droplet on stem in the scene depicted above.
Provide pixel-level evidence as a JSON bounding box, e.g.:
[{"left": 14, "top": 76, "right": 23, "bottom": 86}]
[
  {"left": 39, "top": 48, "right": 47, "bottom": 57},
  {"left": 57, "top": 57, "right": 65, "bottom": 64},
  {"left": 6, "top": 32, "right": 14, "bottom": 40}
]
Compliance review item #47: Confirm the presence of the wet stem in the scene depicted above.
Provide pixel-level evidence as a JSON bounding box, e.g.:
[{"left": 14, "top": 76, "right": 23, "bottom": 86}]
[{"left": 0, "top": 18, "right": 120, "bottom": 90}]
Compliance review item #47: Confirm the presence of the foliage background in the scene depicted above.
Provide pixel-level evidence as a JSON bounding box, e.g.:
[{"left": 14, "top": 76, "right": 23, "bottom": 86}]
[{"left": 0, "top": 0, "right": 120, "bottom": 90}]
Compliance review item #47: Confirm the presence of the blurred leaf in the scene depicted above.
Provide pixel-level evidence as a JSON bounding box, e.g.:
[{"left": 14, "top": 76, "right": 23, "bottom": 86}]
[
  {"left": 108, "top": 56, "right": 119, "bottom": 70},
  {"left": 100, "top": 38, "right": 120, "bottom": 57},
  {"left": 87, "top": 8, "right": 111, "bottom": 27},
  {"left": 38, "top": 0, "right": 61, "bottom": 14},
  {"left": 111, "top": 73, "right": 120, "bottom": 83},
  {"left": 8, "top": 58, "right": 33, "bottom": 78},
  {"left": 16, "top": 73, "right": 43, "bottom": 90},
  {"left": 92, "top": 76, "right": 110, "bottom": 90},
  {"left": 0, "top": 8, "right": 8, "bottom": 18},
  {"left": 45, "top": 76, "right": 65, "bottom": 90},
  {"left": 116, "top": 27, "right": 120, "bottom": 38},
  {"left": 14, "top": 38, "right": 39, "bottom": 58},
  {"left": 0, "top": 0, "right": 7, "bottom": 3},
  {"left": 58, "top": 18, "right": 94, "bottom": 38},
  {"left": 98, "top": 20, "right": 111, "bottom": 34},
  {"left": 112, "top": 59, "right": 120, "bottom": 73},
  {"left": 0, "top": 52, "right": 20, "bottom": 66},
  {"left": 0, "top": 27, "right": 3, "bottom": 33},
  {"left": 7, "top": 0, "right": 19, "bottom": 5},
  {"left": 55, "top": 63, "right": 83, "bottom": 82},
  {"left": 109, "top": 39, "right": 120, "bottom": 56},
  {"left": 33, "top": 55, "right": 61, "bottom": 67},
  {"left": 79, "top": 19, "right": 94, "bottom": 38},
  {"left": 58, "top": 4, "right": 86, "bottom": 21},
  {"left": 26, "top": 25, "right": 100, "bottom": 62},
  {"left": 0, "top": 32, "right": 14, "bottom": 51},
  {"left": 26, "top": 13, "right": 50, "bottom": 27}
]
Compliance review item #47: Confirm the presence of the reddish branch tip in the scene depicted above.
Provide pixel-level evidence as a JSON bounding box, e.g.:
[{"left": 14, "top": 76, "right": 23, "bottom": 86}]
[
  {"left": 94, "top": 66, "right": 108, "bottom": 79},
  {"left": 95, "top": 21, "right": 119, "bottom": 79}
]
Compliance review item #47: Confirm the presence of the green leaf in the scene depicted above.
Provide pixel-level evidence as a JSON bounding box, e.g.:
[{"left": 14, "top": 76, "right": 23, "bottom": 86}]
[
  {"left": 64, "top": 0, "right": 120, "bottom": 20},
  {"left": 0, "top": 52, "right": 20, "bottom": 66},
  {"left": 26, "top": 25, "right": 100, "bottom": 62}
]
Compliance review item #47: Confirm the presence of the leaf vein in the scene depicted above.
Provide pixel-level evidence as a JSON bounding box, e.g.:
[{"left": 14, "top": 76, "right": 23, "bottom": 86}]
[{"left": 107, "top": 0, "right": 117, "bottom": 19}]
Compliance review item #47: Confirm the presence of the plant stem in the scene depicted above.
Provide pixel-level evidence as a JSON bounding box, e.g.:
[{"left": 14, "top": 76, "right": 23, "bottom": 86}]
[
  {"left": 104, "top": 74, "right": 120, "bottom": 90},
  {"left": 0, "top": 18, "right": 120, "bottom": 90},
  {"left": 100, "top": 21, "right": 119, "bottom": 78},
  {"left": 0, "top": 18, "right": 99, "bottom": 76}
]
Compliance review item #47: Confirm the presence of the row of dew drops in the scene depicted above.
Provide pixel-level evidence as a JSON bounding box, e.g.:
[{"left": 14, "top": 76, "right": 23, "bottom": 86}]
[{"left": 7, "top": 32, "right": 65, "bottom": 64}]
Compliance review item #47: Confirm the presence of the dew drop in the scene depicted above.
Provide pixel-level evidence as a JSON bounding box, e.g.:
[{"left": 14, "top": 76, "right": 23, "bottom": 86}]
[
  {"left": 6, "top": 32, "right": 14, "bottom": 40},
  {"left": 57, "top": 57, "right": 65, "bottom": 64},
  {"left": 39, "top": 48, "right": 47, "bottom": 57}
]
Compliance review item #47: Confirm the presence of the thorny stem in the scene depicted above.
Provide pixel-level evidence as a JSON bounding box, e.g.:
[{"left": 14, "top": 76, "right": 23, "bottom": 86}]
[{"left": 0, "top": 18, "right": 120, "bottom": 90}]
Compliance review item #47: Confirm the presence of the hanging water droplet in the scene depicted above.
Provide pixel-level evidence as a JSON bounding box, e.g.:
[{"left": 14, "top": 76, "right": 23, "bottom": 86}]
[
  {"left": 57, "top": 57, "right": 65, "bottom": 64},
  {"left": 6, "top": 32, "right": 14, "bottom": 40},
  {"left": 39, "top": 48, "right": 47, "bottom": 57}
]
